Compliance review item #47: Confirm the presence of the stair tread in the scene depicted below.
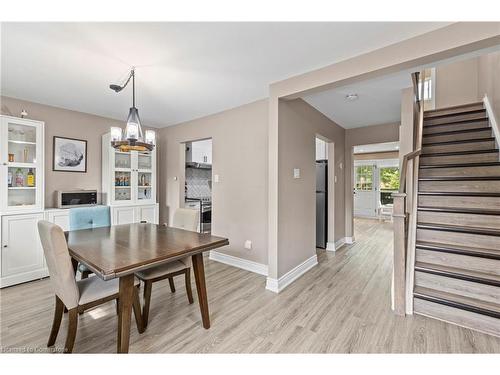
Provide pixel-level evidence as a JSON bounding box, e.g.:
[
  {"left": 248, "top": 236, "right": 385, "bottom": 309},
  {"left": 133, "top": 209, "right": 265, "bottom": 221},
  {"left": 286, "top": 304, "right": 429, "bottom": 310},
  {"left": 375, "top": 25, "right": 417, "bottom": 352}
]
[
  {"left": 421, "top": 149, "right": 499, "bottom": 157},
  {"left": 414, "top": 286, "right": 500, "bottom": 316},
  {"left": 418, "top": 192, "right": 500, "bottom": 197},
  {"left": 424, "top": 118, "right": 490, "bottom": 128},
  {"left": 424, "top": 102, "right": 484, "bottom": 115},
  {"left": 422, "top": 137, "right": 495, "bottom": 146},
  {"left": 419, "top": 176, "right": 500, "bottom": 181},
  {"left": 417, "top": 206, "right": 500, "bottom": 215},
  {"left": 415, "top": 262, "right": 500, "bottom": 287},
  {"left": 417, "top": 222, "right": 500, "bottom": 237},
  {"left": 422, "top": 127, "right": 491, "bottom": 137},
  {"left": 419, "top": 162, "right": 500, "bottom": 169},
  {"left": 416, "top": 240, "right": 500, "bottom": 260}
]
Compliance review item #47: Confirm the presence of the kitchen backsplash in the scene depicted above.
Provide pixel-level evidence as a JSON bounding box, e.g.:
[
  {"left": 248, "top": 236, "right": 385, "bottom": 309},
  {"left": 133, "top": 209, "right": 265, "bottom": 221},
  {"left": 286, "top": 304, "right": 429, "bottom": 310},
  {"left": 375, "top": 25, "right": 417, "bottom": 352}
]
[{"left": 185, "top": 167, "right": 212, "bottom": 198}]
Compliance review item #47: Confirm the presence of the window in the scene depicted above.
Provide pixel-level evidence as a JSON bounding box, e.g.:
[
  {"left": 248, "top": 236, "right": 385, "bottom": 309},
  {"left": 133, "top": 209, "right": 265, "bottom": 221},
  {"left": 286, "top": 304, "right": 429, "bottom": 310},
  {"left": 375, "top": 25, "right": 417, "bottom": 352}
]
[
  {"left": 418, "top": 78, "right": 432, "bottom": 101},
  {"left": 355, "top": 165, "right": 373, "bottom": 191},
  {"left": 379, "top": 167, "right": 400, "bottom": 205}
]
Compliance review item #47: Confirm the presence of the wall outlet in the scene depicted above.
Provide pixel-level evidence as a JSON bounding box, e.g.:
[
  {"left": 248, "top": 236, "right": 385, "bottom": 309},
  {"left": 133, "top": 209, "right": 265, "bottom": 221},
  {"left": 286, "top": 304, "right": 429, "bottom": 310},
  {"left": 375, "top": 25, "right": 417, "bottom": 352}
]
[
  {"left": 214, "top": 174, "right": 220, "bottom": 183},
  {"left": 163, "top": 222, "right": 168, "bottom": 227},
  {"left": 293, "top": 168, "right": 300, "bottom": 179},
  {"left": 244, "top": 240, "right": 252, "bottom": 250}
]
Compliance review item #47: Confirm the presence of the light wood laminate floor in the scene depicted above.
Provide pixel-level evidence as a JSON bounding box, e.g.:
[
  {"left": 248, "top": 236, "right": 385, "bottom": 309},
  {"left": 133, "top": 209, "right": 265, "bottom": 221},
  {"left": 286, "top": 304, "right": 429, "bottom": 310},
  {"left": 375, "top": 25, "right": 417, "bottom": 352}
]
[{"left": 1, "top": 218, "right": 500, "bottom": 353}]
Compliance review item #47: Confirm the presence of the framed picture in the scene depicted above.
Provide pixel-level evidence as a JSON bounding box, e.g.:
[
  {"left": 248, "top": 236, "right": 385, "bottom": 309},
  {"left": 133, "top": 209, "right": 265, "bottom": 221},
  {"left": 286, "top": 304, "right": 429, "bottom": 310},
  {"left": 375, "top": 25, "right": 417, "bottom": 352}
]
[{"left": 53, "top": 136, "right": 87, "bottom": 172}]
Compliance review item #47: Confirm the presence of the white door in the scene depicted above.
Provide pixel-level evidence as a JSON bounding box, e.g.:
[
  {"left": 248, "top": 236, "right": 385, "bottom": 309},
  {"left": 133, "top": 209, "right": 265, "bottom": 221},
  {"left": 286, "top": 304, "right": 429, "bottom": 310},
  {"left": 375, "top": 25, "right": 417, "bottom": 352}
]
[
  {"left": 1, "top": 213, "right": 46, "bottom": 286},
  {"left": 354, "top": 164, "right": 377, "bottom": 217}
]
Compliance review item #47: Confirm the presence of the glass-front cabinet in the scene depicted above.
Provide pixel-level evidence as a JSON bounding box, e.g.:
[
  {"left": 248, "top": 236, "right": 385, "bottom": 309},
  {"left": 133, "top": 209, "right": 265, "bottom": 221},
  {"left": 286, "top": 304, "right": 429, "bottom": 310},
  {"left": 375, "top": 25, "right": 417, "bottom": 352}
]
[
  {"left": 0, "top": 116, "right": 44, "bottom": 214},
  {"left": 102, "top": 133, "right": 156, "bottom": 206}
]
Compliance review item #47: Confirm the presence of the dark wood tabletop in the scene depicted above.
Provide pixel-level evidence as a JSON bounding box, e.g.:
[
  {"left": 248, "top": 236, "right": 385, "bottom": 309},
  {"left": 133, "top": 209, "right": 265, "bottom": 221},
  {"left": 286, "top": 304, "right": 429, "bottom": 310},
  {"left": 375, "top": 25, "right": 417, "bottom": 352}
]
[
  {"left": 65, "top": 222, "right": 229, "bottom": 353},
  {"left": 66, "top": 223, "right": 229, "bottom": 280}
]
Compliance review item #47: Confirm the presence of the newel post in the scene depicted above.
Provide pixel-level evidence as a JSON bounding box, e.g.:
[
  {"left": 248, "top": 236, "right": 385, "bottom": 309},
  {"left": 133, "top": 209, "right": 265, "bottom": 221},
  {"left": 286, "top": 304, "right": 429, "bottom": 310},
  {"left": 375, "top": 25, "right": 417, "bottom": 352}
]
[{"left": 392, "top": 193, "right": 407, "bottom": 316}]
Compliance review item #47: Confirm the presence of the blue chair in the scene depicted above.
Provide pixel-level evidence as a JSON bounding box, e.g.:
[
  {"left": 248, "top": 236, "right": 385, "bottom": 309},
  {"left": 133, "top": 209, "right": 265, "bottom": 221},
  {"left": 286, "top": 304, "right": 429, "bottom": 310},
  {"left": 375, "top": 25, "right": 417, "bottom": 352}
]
[{"left": 69, "top": 206, "right": 111, "bottom": 279}]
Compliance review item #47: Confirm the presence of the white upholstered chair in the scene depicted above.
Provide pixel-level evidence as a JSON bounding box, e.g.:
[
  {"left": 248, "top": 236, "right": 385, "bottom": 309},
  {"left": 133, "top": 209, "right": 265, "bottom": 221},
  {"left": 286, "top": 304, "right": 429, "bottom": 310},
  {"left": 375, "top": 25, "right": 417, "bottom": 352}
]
[
  {"left": 37, "top": 220, "right": 143, "bottom": 353},
  {"left": 135, "top": 208, "right": 200, "bottom": 327}
]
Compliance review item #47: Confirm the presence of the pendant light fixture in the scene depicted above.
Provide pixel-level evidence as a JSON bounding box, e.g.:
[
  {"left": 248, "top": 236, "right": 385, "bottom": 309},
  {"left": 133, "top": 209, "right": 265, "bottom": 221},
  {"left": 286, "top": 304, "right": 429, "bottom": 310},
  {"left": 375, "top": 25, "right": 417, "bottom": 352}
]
[{"left": 109, "top": 68, "right": 155, "bottom": 152}]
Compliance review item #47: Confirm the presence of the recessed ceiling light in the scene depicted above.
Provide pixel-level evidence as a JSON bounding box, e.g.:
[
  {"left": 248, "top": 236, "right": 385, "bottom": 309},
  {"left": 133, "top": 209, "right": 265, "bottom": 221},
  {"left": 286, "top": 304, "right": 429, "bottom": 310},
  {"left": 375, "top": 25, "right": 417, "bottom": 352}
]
[{"left": 345, "top": 94, "right": 358, "bottom": 101}]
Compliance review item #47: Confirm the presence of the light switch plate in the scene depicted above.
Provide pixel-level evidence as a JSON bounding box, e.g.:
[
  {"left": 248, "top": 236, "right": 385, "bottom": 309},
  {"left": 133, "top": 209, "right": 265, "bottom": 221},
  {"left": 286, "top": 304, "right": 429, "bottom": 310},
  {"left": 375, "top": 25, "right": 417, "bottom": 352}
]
[
  {"left": 214, "top": 174, "right": 219, "bottom": 183},
  {"left": 293, "top": 168, "right": 300, "bottom": 179},
  {"left": 244, "top": 240, "right": 252, "bottom": 250}
]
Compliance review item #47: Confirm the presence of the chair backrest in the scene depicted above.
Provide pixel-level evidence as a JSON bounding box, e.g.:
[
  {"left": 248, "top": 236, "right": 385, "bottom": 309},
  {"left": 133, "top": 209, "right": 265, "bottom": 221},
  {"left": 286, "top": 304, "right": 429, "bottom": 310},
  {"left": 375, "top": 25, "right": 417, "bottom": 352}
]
[
  {"left": 37, "top": 220, "right": 79, "bottom": 309},
  {"left": 69, "top": 206, "right": 111, "bottom": 230},
  {"left": 173, "top": 208, "right": 199, "bottom": 232}
]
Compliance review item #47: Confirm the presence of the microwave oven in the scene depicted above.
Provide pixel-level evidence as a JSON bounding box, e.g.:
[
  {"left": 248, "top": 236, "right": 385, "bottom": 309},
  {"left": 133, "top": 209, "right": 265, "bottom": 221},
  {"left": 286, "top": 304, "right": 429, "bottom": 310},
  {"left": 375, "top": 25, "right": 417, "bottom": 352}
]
[{"left": 56, "top": 190, "right": 98, "bottom": 208}]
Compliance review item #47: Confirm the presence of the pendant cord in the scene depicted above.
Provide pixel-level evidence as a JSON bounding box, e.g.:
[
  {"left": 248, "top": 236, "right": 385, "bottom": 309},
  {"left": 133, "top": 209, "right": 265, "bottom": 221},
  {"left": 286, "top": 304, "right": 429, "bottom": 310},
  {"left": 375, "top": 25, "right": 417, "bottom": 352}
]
[{"left": 132, "top": 69, "right": 135, "bottom": 108}]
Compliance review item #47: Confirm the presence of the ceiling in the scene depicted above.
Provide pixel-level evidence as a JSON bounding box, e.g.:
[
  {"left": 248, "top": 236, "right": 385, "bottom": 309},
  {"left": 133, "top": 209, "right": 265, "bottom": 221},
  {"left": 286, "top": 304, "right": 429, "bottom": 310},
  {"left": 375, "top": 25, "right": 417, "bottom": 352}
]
[
  {"left": 1, "top": 22, "right": 449, "bottom": 128},
  {"left": 303, "top": 71, "right": 412, "bottom": 128}
]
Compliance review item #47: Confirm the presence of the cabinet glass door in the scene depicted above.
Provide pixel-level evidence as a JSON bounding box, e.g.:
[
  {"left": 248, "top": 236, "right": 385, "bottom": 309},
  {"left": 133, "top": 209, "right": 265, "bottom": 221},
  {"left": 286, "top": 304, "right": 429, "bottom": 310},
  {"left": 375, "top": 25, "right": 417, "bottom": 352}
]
[
  {"left": 2, "top": 118, "right": 43, "bottom": 212},
  {"left": 113, "top": 151, "right": 133, "bottom": 203},
  {"left": 137, "top": 152, "right": 153, "bottom": 203}
]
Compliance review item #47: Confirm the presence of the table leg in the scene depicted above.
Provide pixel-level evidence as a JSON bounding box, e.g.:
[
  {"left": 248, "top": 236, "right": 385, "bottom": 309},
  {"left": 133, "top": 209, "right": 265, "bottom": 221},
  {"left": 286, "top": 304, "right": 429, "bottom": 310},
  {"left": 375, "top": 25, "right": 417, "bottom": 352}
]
[
  {"left": 117, "top": 274, "right": 135, "bottom": 353},
  {"left": 192, "top": 253, "right": 210, "bottom": 329}
]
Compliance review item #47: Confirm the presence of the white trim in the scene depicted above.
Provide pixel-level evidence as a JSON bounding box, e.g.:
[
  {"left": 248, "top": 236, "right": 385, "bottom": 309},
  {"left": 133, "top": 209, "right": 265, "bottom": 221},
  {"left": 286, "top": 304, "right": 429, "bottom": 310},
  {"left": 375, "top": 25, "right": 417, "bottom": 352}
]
[
  {"left": 209, "top": 250, "right": 268, "bottom": 276},
  {"left": 265, "top": 254, "right": 318, "bottom": 293},
  {"left": 326, "top": 238, "right": 348, "bottom": 252},
  {"left": 345, "top": 236, "right": 355, "bottom": 244},
  {"left": 484, "top": 95, "right": 500, "bottom": 153}
]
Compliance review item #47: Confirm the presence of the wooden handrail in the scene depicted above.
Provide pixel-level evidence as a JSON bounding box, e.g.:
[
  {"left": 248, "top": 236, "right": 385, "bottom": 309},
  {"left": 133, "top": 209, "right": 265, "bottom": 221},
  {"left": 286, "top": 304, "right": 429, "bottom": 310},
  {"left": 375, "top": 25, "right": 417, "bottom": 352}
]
[{"left": 398, "top": 149, "right": 421, "bottom": 194}]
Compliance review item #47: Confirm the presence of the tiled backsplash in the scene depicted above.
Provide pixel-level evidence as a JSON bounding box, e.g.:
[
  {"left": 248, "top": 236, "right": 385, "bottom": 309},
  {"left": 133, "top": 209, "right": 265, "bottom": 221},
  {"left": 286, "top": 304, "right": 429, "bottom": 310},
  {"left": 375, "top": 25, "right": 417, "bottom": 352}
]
[{"left": 186, "top": 167, "right": 212, "bottom": 198}]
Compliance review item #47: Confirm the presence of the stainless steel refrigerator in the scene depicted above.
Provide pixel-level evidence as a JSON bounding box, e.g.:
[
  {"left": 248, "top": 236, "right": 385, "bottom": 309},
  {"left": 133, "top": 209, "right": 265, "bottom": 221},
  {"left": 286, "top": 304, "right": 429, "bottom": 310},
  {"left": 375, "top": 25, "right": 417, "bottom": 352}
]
[{"left": 316, "top": 161, "right": 328, "bottom": 249}]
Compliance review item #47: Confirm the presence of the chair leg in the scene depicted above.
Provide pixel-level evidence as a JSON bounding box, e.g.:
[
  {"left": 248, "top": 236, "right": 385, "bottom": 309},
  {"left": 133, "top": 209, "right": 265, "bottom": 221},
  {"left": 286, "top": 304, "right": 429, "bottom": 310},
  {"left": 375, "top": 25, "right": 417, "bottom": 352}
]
[
  {"left": 116, "top": 298, "right": 120, "bottom": 315},
  {"left": 64, "top": 308, "right": 78, "bottom": 353},
  {"left": 47, "top": 296, "right": 64, "bottom": 347},
  {"left": 168, "top": 277, "right": 176, "bottom": 293},
  {"left": 142, "top": 280, "right": 153, "bottom": 328},
  {"left": 185, "top": 269, "right": 194, "bottom": 304},
  {"left": 81, "top": 270, "right": 91, "bottom": 280},
  {"left": 132, "top": 286, "right": 145, "bottom": 333}
]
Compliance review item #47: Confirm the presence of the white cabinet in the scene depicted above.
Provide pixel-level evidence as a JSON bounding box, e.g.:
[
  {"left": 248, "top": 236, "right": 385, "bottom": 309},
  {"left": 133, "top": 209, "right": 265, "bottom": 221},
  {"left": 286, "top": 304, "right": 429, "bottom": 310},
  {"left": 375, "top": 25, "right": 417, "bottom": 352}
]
[
  {"left": 45, "top": 209, "right": 70, "bottom": 231},
  {"left": 187, "top": 139, "right": 212, "bottom": 164},
  {"left": 0, "top": 213, "right": 47, "bottom": 288},
  {"left": 1, "top": 115, "right": 44, "bottom": 215},
  {"left": 102, "top": 133, "right": 157, "bottom": 206},
  {"left": 316, "top": 138, "right": 328, "bottom": 161},
  {"left": 111, "top": 204, "right": 159, "bottom": 225}
]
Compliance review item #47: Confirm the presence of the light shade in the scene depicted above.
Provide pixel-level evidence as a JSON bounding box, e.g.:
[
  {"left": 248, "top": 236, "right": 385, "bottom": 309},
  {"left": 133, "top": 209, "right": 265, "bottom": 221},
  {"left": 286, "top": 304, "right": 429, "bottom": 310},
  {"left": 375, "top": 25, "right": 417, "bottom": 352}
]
[
  {"left": 145, "top": 130, "right": 156, "bottom": 145},
  {"left": 126, "top": 107, "right": 142, "bottom": 141},
  {"left": 110, "top": 127, "right": 122, "bottom": 142}
]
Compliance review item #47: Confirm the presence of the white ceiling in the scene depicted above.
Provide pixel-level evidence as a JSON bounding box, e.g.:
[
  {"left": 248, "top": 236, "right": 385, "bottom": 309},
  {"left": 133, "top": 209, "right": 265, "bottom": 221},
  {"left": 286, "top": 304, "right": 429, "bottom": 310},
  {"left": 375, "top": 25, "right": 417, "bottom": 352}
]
[
  {"left": 1, "top": 22, "right": 449, "bottom": 128},
  {"left": 303, "top": 71, "right": 412, "bottom": 128}
]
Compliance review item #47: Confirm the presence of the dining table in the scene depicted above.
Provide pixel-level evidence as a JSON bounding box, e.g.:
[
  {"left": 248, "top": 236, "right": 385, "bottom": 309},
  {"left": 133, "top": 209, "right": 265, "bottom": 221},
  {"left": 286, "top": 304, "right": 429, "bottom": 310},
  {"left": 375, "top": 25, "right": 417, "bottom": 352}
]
[{"left": 65, "top": 222, "right": 229, "bottom": 353}]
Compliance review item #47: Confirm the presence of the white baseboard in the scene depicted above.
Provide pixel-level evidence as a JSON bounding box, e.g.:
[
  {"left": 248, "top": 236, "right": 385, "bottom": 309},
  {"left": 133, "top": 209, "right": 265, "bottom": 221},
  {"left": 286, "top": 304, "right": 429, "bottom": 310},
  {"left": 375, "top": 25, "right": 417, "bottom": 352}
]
[
  {"left": 265, "top": 254, "right": 318, "bottom": 293},
  {"left": 209, "top": 251, "right": 268, "bottom": 276},
  {"left": 326, "top": 238, "right": 348, "bottom": 252}
]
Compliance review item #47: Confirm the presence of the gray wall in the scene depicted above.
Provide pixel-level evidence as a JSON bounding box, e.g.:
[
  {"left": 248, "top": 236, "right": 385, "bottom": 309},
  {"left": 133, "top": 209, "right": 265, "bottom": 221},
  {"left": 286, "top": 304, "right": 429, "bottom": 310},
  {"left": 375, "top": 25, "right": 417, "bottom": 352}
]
[
  {"left": 158, "top": 99, "right": 269, "bottom": 266},
  {"left": 277, "top": 98, "right": 345, "bottom": 277},
  {"left": 478, "top": 50, "right": 500, "bottom": 120},
  {"left": 1, "top": 96, "right": 135, "bottom": 208}
]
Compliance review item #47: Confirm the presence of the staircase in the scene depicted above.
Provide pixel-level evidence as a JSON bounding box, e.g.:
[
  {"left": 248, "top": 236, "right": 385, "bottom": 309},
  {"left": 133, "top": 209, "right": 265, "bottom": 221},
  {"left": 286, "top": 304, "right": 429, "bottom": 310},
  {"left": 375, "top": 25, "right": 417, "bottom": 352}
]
[{"left": 413, "top": 101, "right": 500, "bottom": 337}]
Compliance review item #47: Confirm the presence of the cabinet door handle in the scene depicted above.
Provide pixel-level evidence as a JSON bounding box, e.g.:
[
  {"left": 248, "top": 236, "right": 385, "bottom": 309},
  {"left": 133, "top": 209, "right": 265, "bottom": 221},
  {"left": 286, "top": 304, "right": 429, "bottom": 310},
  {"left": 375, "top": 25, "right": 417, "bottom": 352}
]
[{"left": 3, "top": 245, "right": 7, "bottom": 248}]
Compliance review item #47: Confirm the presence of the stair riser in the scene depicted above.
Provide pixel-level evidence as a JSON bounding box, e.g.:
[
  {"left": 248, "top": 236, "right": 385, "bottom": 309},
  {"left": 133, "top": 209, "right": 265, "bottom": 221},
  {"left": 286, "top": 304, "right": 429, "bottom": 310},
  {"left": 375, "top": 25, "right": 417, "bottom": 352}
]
[
  {"left": 416, "top": 249, "right": 500, "bottom": 276},
  {"left": 424, "top": 104, "right": 484, "bottom": 118},
  {"left": 420, "top": 153, "right": 499, "bottom": 165},
  {"left": 419, "top": 180, "right": 500, "bottom": 193},
  {"left": 422, "top": 140, "right": 496, "bottom": 154},
  {"left": 423, "top": 120, "right": 489, "bottom": 135},
  {"left": 424, "top": 112, "right": 487, "bottom": 126},
  {"left": 418, "top": 195, "right": 500, "bottom": 210},
  {"left": 419, "top": 165, "right": 500, "bottom": 178},
  {"left": 415, "top": 271, "right": 500, "bottom": 305},
  {"left": 414, "top": 298, "right": 500, "bottom": 337},
  {"left": 423, "top": 129, "right": 492, "bottom": 144},
  {"left": 417, "top": 228, "right": 500, "bottom": 250}
]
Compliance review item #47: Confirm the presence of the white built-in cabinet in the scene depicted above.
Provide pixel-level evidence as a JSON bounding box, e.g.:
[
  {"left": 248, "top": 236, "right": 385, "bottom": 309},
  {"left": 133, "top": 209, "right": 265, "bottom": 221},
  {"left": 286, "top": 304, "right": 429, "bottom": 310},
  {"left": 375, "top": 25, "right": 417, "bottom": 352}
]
[
  {"left": 102, "top": 133, "right": 157, "bottom": 206},
  {"left": 1, "top": 115, "right": 44, "bottom": 214},
  {"left": 102, "top": 132, "right": 159, "bottom": 225},
  {"left": 187, "top": 139, "right": 212, "bottom": 164}
]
